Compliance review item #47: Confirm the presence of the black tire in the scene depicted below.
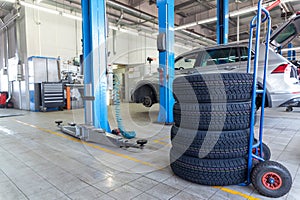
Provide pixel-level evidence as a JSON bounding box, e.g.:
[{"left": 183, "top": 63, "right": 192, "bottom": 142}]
[
  {"left": 173, "top": 102, "right": 251, "bottom": 131},
  {"left": 253, "top": 140, "right": 271, "bottom": 161},
  {"left": 143, "top": 96, "right": 153, "bottom": 107},
  {"left": 286, "top": 106, "right": 293, "bottom": 112},
  {"left": 173, "top": 73, "right": 253, "bottom": 103},
  {"left": 170, "top": 148, "right": 247, "bottom": 186},
  {"left": 171, "top": 126, "right": 249, "bottom": 159},
  {"left": 251, "top": 161, "right": 292, "bottom": 198}
]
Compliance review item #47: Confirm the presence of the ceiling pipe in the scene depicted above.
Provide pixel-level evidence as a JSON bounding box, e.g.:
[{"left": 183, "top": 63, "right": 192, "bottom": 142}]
[
  {"left": 175, "top": 0, "right": 297, "bottom": 31},
  {"left": 266, "top": 0, "right": 281, "bottom": 11},
  {"left": 107, "top": 0, "right": 155, "bottom": 21},
  {"left": 106, "top": 0, "right": 216, "bottom": 44}
]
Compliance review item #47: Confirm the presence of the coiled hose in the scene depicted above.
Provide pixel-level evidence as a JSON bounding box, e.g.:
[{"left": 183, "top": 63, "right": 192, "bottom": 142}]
[{"left": 113, "top": 75, "right": 136, "bottom": 139}]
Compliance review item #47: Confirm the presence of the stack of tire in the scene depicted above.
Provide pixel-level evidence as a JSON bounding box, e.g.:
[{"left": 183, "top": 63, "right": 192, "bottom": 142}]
[{"left": 170, "top": 73, "right": 254, "bottom": 186}]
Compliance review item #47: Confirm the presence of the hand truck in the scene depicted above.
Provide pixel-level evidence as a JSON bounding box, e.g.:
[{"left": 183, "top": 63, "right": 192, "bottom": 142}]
[{"left": 243, "top": 0, "right": 292, "bottom": 198}]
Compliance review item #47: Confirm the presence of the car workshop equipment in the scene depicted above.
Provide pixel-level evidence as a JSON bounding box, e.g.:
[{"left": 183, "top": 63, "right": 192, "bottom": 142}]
[
  {"left": 244, "top": 1, "right": 292, "bottom": 197},
  {"left": 55, "top": 121, "right": 146, "bottom": 149},
  {"left": 55, "top": 0, "right": 146, "bottom": 150},
  {"left": 55, "top": 74, "right": 145, "bottom": 148},
  {"left": 170, "top": 1, "right": 292, "bottom": 198},
  {"left": 40, "top": 82, "right": 64, "bottom": 112},
  {"left": 0, "top": 92, "right": 8, "bottom": 108},
  {"left": 113, "top": 75, "right": 136, "bottom": 139}
]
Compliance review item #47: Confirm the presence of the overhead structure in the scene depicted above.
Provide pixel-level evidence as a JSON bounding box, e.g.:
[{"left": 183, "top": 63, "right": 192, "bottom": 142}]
[
  {"left": 82, "top": 0, "right": 108, "bottom": 130},
  {"left": 217, "top": 0, "right": 229, "bottom": 44},
  {"left": 157, "top": 0, "right": 175, "bottom": 124}
]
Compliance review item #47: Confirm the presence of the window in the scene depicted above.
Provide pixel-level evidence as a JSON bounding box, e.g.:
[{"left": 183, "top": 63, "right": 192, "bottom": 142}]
[
  {"left": 275, "top": 23, "right": 297, "bottom": 44},
  {"left": 175, "top": 53, "right": 199, "bottom": 70},
  {"left": 200, "top": 47, "right": 238, "bottom": 67},
  {"left": 240, "top": 47, "right": 254, "bottom": 61}
]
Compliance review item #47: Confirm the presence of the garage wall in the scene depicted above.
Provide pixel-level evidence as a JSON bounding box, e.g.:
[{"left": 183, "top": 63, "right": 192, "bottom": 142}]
[
  {"left": 25, "top": 7, "right": 82, "bottom": 60},
  {"left": 107, "top": 30, "right": 191, "bottom": 66}
]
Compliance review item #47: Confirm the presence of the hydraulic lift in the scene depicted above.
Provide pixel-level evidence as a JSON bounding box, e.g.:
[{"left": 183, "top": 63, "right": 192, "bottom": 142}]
[{"left": 55, "top": 0, "right": 146, "bottom": 149}]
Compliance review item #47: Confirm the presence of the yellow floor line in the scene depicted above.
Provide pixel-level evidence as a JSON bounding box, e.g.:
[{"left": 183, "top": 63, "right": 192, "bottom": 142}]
[
  {"left": 15, "top": 120, "right": 158, "bottom": 169},
  {"left": 213, "top": 186, "right": 260, "bottom": 200},
  {"left": 15, "top": 119, "right": 259, "bottom": 200},
  {"left": 153, "top": 139, "right": 171, "bottom": 146},
  {"left": 156, "top": 135, "right": 171, "bottom": 140}
]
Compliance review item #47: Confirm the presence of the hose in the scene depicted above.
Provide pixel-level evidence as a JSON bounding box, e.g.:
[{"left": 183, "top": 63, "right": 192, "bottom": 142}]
[{"left": 113, "top": 75, "right": 136, "bottom": 139}]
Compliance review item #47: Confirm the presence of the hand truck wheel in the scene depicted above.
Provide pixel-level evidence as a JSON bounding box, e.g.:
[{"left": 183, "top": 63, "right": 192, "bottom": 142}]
[
  {"left": 251, "top": 160, "right": 292, "bottom": 198},
  {"left": 253, "top": 140, "right": 271, "bottom": 161}
]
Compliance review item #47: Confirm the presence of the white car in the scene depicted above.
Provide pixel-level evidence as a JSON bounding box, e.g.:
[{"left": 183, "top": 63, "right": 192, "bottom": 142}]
[{"left": 131, "top": 12, "right": 300, "bottom": 110}]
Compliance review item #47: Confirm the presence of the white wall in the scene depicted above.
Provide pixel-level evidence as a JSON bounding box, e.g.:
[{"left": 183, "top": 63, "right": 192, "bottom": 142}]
[
  {"left": 25, "top": 6, "right": 190, "bottom": 66},
  {"left": 25, "top": 7, "right": 82, "bottom": 60},
  {"left": 107, "top": 30, "right": 191, "bottom": 66}
]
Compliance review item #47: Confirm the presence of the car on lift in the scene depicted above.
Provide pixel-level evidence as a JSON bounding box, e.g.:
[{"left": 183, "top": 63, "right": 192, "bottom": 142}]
[{"left": 131, "top": 12, "right": 300, "bottom": 110}]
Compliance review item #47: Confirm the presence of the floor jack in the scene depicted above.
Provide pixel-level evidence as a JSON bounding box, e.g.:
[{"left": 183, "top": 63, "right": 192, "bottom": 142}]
[{"left": 55, "top": 121, "right": 147, "bottom": 149}]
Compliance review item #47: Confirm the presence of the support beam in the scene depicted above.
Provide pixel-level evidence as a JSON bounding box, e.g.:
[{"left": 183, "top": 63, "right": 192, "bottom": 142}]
[
  {"left": 157, "top": 0, "right": 175, "bottom": 124},
  {"left": 82, "top": 0, "right": 109, "bottom": 131},
  {"left": 217, "top": 0, "right": 229, "bottom": 44}
]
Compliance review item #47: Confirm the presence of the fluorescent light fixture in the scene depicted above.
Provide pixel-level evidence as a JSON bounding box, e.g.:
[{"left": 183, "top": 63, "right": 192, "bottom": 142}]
[
  {"left": 175, "top": 17, "right": 217, "bottom": 31},
  {"left": 230, "top": 6, "right": 258, "bottom": 17},
  {"left": 109, "top": 24, "right": 139, "bottom": 36},
  {"left": 20, "top": 1, "right": 60, "bottom": 15},
  {"left": 2, "top": 0, "right": 16, "bottom": 3},
  {"left": 19, "top": 1, "right": 82, "bottom": 21},
  {"left": 119, "top": 28, "right": 139, "bottom": 36}
]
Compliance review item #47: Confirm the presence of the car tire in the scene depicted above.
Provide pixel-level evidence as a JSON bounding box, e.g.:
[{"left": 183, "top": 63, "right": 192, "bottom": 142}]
[
  {"left": 170, "top": 148, "right": 248, "bottom": 186},
  {"left": 251, "top": 161, "right": 292, "bottom": 198},
  {"left": 173, "top": 73, "right": 253, "bottom": 103},
  {"left": 143, "top": 96, "right": 153, "bottom": 107},
  {"left": 171, "top": 126, "right": 249, "bottom": 159},
  {"left": 173, "top": 102, "right": 252, "bottom": 131}
]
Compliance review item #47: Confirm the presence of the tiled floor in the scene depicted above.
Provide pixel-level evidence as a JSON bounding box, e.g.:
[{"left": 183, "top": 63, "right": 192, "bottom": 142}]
[{"left": 0, "top": 104, "right": 300, "bottom": 200}]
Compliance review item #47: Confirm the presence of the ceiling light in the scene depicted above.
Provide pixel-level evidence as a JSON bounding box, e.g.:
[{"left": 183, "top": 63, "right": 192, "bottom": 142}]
[
  {"left": 109, "top": 24, "right": 139, "bottom": 36},
  {"left": 2, "top": 0, "right": 16, "bottom": 3},
  {"left": 19, "top": 1, "right": 82, "bottom": 21},
  {"left": 20, "top": 1, "right": 60, "bottom": 15}
]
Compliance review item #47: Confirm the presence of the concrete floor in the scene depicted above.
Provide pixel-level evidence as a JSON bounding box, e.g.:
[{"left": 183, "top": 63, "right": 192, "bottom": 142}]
[{"left": 0, "top": 104, "right": 300, "bottom": 200}]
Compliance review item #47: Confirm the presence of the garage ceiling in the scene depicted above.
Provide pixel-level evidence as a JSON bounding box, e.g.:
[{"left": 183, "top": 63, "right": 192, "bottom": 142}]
[{"left": 1, "top": 0, "right": 300, "bottom": 48}]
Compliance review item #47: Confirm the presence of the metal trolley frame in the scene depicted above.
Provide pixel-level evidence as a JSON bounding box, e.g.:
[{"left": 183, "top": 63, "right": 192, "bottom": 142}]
[{"left": 242, "top": 1, "right": 292, "bottom": 198}]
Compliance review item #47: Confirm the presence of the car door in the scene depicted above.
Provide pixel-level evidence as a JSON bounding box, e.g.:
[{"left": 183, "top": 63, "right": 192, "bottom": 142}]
[
  {"left": 174, "top": 52, "right": 201, "bottom": 75},
  {"left": 270, "top": 12, "right": 300, "bottom": 48}
]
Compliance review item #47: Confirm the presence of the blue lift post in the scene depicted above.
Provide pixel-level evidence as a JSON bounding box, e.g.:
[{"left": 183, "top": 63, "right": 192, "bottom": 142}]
[
  {"left": 217, "top": 0, "right": 229, "bottom": 44},
  {"left": 157, "top": 0, "right": 175, "bottom": 124},
  {"left": 82, "top": 0, "right": 109, "bottom": 131},
  {"left": 288, "top": 43, "right": 296, "bottom": 61}
]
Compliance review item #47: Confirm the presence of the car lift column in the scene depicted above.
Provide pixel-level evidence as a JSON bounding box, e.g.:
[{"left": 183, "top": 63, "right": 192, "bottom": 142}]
[
  {"left": 157, "top": 0, "right": 175, "bottom": 124},
  {"left": 82, "top": 0, "right": 109, "bottom": 130},
  {"left": 288, "top": 43, "right": 296, "bottom": 61},
  {"left": 217, "top": 0, "right": 229, "bottom": 44}
]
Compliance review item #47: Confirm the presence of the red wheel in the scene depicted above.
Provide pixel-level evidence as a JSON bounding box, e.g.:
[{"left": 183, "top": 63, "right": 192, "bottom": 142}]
[
  {"left": 251, "top": 161, "right": 292, "bottom": 198},
  {"left": 262, "top": 172, "right": 282, "bottom": 190},
  {"left": 252, "top": 142, "right": 271, "bottom": 161}
]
